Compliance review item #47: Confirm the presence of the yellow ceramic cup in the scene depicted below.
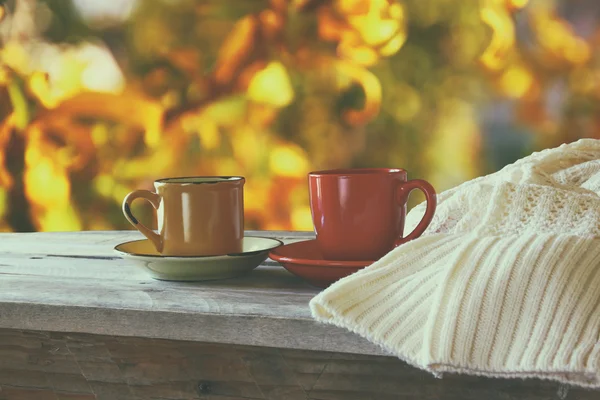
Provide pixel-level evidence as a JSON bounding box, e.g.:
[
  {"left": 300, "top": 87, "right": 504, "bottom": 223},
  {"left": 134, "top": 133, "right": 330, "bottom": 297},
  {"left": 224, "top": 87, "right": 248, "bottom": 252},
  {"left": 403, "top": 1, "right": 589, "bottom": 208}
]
[{"left": 122, "top": 176, "right": 245, "bottom": 256}]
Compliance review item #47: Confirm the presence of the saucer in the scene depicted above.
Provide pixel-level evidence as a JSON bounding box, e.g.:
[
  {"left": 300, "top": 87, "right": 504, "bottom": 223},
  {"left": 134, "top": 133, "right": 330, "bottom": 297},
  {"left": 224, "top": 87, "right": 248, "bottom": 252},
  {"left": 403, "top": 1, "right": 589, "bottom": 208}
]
[
  {"left": 115, "top": 236, "right": 283, "bottom": 281},
  {"left": 268, "top": 239, "right": 374, "bottom": 288}
]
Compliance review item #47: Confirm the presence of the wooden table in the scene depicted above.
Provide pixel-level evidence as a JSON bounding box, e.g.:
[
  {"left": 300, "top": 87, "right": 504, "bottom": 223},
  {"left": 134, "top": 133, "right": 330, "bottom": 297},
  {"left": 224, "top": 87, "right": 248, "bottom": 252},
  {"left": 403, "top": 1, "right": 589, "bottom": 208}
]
[{"left": 0, "top": 230, "right": 596, "bottom": 400}]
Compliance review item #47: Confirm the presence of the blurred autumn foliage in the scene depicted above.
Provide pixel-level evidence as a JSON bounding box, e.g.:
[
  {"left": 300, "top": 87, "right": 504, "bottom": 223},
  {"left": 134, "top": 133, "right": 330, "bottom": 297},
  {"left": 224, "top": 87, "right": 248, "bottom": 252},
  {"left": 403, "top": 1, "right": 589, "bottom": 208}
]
[{"left": 0, "top": 0, "right": 598, "bottom": 232}]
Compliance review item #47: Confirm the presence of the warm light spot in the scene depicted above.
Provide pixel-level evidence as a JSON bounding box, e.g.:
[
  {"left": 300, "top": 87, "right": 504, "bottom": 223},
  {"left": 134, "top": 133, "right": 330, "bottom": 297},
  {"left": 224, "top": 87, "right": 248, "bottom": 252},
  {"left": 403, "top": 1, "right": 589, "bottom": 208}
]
[
  {"left": 564, "top": 39, "right": 590, "bottom": 64},
  {"left": 91, "top": 124, "right": 109, "bottom": 146},
  {"left": 317, "top": 7, "right": 345, "bottom": 42},
  {"left": 264, "top": 220, "right": 289, "bottom": 231},
  {"left": 56, "top": 147, "right": 78, "bottom": 168},
  {"left": 247, "top": 103, "right": 278, "bottom": 127},
  {"left": 259, "top": 9, "right": 283, "bottom": 37},
  {"left": 38, "top": 206, "right": 82, "bottom": 232},
  {"left": 540, "top": 21, "right": 568, "bottom": 48},
  {"left": 94, "top": 174, "right": 115, "bottom": 198},
  {"left": 247, "top": 62, "right": 294, "bottom": 107},
  {"left": 291, "top": 206, "right": 313, "bottom": 230},
  {"left": 1, "top": 42, "right": 31, "bottom": 75},
  {"left": 243, "top": 179, "right": 270, "bottom": 214},
  {"left": 499, "top": 66, "right": 533, "bottom": 98},
  {"left": 269, "top": 144, "right": 310, "bottom": 177},
  {"left": 204, "top": 96, "right": 247, "bottom": 126},
  {"left": 72, "top": 0, "right": 139, "bottom": 25},
  {"left": 78, "top": 45, "right": 126, "bottom": 93},
  {"left": 160, "top": 90, "right": 179, "bottom": 109},
  {"left": 26, "top": 43, "right": 125, "bottom": 108},
  {"left": 507, "top": 0, "right": 528, "bottom": 9},
  {"left": 350, "top": 16, "right": 399, "bottom": 47},
  {"left": 231, "top": 126, "right": 262, "bottom": 169},
  {"left": 215, "top": 159, "right": 243, "bottom": 176},
  {"left": 388, "top": 2, "right": 404, "bottom": 19},
  {"left": 0, "top": 5, "right": 5, "bottom": 22},
  {"left": 0, "top": 67, "right": 8, "bottom": 85},
  {"left": 197, "top": 117, "right": 221, "bottom": 150},
  {"left": 24, "top": 158, "right": 71, "bottom": 208},
  {"left": 144, "top": 127, "right": 161, "bottom": 148}
]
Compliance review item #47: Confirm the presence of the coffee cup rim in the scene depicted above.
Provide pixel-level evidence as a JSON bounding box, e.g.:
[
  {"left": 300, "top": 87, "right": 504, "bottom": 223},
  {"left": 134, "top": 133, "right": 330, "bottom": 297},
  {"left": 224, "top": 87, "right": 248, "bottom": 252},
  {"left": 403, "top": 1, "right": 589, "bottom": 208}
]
[
  {"left": 155, "top": 176, "right": 245, "bottom": 185},
  {"left": 308, "top": 168, "right": 406, "bottom": 176}
]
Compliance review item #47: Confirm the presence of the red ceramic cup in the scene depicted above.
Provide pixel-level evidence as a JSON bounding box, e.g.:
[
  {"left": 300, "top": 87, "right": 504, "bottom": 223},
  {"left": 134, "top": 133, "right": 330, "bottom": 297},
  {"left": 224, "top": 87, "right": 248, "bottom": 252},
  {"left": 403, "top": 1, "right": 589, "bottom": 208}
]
[{"left": 308, "top": 168, "right": 437, "bottom": 261}]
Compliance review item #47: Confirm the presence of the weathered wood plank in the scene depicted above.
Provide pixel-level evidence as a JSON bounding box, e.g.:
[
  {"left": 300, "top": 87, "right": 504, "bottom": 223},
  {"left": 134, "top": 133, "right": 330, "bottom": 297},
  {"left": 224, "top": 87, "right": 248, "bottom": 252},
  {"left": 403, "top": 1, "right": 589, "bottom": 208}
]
[
  {"left": 0, "top": 329, "right": 597, "bottom": 400},
  {"left": 0, "top": 302, "right": 385, "bottom": 356},
  {"left": 0, "top": 230, "right": 387, "bottom": 356}
]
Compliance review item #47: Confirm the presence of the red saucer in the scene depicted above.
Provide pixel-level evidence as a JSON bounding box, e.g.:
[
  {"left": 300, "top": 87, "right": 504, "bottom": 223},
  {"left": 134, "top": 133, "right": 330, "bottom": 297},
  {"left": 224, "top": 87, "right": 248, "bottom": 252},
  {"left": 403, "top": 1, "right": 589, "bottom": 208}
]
[{"left": 269, "top": 239, "right": 374, "bottom": 288}]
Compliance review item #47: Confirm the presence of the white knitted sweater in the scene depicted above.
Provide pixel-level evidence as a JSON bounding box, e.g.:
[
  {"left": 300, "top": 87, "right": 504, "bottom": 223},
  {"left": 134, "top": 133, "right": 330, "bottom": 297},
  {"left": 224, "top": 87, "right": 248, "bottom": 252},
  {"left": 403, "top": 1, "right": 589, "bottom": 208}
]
[{"left": 310, "top": 138, "right": 600, "bottom": 388}]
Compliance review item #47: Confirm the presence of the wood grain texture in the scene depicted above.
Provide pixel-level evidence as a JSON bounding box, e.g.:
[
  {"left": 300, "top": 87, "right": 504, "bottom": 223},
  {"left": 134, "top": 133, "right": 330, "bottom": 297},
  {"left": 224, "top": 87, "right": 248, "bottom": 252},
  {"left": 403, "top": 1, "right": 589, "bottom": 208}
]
[
  {"left": 0, "top": 329, "right": 596, "bottom": 400},
  {"left": 0, "top": 230, "right": 386, "bottom": 356}
]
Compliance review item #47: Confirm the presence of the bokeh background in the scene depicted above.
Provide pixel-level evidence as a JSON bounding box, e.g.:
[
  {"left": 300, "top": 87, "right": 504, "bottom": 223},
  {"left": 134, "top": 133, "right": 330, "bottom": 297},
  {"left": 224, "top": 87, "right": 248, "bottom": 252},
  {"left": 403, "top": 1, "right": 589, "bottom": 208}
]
[{"left": 0, "top": 0, "right": 599, "bottom": 232}]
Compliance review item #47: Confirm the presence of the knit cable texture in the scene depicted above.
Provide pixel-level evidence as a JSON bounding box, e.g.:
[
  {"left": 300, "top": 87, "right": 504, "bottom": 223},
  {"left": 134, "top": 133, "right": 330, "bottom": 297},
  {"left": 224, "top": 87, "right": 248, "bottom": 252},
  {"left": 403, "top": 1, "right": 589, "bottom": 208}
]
[{"left": 309, "top": 138, "right": 600, "bottom": 388}]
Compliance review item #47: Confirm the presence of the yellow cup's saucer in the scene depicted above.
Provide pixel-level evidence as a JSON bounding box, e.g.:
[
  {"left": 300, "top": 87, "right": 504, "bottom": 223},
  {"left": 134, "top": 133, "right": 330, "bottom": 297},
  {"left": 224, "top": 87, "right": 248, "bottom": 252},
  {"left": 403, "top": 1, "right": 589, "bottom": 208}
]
[{"left": 114, "top": 236, "right": 283, "bottom": 281}]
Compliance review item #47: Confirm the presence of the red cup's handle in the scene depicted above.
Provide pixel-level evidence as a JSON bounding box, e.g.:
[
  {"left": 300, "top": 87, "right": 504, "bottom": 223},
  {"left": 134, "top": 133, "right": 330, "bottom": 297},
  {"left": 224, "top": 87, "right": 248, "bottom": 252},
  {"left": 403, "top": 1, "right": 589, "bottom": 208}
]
[
  {"left": 395, "top": 179, "right": 437, "bottom": 246},
  {"left": 122, "top": 190, "right": 163, "bottom": 252}
]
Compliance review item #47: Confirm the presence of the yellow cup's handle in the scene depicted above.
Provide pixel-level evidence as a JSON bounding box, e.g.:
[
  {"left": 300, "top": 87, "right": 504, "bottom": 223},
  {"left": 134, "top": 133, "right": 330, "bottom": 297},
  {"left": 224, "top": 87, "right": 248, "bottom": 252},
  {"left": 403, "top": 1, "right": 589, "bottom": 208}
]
[{"left": 122, "top": 190, "right": 163, "bottom": 252}]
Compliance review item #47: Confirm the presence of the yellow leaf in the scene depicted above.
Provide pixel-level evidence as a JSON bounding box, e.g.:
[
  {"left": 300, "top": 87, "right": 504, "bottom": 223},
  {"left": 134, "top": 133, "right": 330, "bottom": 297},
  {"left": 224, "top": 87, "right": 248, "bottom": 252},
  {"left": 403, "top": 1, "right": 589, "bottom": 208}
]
[
  {"left": 269, "top": 144, "right": 309, "bottom": 177},
  {"left": 336, "top": 62, "right": 382, "bottom": 125},
  {"left": 479, "top": 7, "right": 515, "bottom": 70},
  {"left": 338, "top": 42, "right": 379, "bottom": 66},
  {"left": 41, "top": 91, "right": 163, "bottom": 148},
  {"left": 214, "top": 16, "right": 257, "bottom": 84},
  {"left": 348, "top": 7, "right": 400, "bottom": 46},
  {"left": 247, "top": 62, "right": 294, "bottom": 107},
  {"left": 378, "top": 32, "right": 407, "bottom": 57}
]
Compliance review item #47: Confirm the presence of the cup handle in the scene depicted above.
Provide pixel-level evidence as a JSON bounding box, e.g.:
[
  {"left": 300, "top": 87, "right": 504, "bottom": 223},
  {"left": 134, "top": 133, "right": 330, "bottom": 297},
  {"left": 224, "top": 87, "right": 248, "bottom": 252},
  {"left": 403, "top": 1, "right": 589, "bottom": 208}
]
[
  {"left": 395, "top": 179, "right": 437, "bottom": 246},
  {"left": 122, "top": 190, "right": 163, "bottom": 252}
]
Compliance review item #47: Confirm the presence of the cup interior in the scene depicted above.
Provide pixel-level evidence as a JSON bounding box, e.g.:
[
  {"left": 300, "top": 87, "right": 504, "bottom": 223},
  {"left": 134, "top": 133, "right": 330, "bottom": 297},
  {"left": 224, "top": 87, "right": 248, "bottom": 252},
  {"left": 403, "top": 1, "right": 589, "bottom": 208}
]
[
  {"left": 309, "top": 168, "right": 405, "bottom": 176},
  {"left": 155, "top": 176, "right": 244, "bottom": 184}
]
